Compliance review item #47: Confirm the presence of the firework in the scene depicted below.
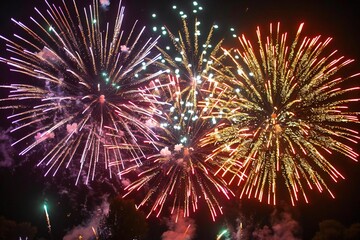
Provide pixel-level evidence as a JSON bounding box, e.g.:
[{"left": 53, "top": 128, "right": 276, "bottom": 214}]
[
  {"left": 202, "top": 22, "right": 360, "bottom": 205},
  {"left": 122, "top": 3, "right": 233, "bottom": 220},
  {"left": 123, "top": 75, "right": 233, "bottom": 221},
  {"left": 0, "top": 0, "right": 163, "bottom": 184}
]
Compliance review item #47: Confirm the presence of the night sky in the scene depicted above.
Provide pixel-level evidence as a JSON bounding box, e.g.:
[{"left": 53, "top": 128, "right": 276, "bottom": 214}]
[{"left": 0, "top": 0, "right": 360, "bottom": 239}]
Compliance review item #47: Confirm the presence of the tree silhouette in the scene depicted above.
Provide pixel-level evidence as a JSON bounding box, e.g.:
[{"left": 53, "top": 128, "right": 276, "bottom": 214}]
[
  {"left": 0, "top": 216, "right": 37, "bottom": 240},
  {"left": 99, "top": 197, "right": 148, "bottom": 240},
  {"left": 312, "top": 219, "right": 360, "bottom": 240},
  {"left": 345, "top": 223, "right": 360, "bottom": 240}
]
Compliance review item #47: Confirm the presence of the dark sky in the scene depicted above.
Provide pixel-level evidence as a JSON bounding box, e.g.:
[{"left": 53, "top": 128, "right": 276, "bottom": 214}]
[{"left": 0, "top": 0, "right": 360, "bottom": 239}]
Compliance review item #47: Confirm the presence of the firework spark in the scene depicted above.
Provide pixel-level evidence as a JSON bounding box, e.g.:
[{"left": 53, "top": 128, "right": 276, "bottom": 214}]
[
  {"left": 0, "top": 0, "right": 163, "bottom": 184},
  {"left": 202, "top": 22, "right": 360, "bottom": 205}
]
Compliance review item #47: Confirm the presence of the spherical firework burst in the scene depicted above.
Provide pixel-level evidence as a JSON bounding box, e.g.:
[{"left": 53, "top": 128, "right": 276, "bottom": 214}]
[
  {"left": 122, "top": 3, "right": 233, "bottom": 220},
  {"left": 0, "top": 0, "right": 163, "bottom": 184},
  {"left": 202, "top": 22, "right": 360, "bottom": 205},
  {"left": 123, "top": 75, "right": 234, "bottom": 221}
]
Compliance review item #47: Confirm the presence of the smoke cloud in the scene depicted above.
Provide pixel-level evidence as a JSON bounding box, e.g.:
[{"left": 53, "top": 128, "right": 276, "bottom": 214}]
[
  {"left": 121, "top": 178, "right": 131, "bottom": 187},
  {"left": 162, "top": 211, "right": 196, "bottom": 240},
  {"left": 36, "top": 47, "right": 60, "bottom": 63},
  {"left": 99, "top": 0, "right": 110, "bottom": 9},
  {"left": 63, "top": 197, "right": 109, "bottom": 240},
  {"left": 232, "top": 205, "right": 302, "bottom": 240},
  {"left": 252, "top": 209, "right": 301, "bottom": 240},
  {"left": 0, "top": 127, "right": 15, "bottom": 168}
]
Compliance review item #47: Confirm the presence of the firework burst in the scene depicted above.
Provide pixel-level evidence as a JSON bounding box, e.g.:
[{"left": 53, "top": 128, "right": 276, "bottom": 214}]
[
  {"left": 0, "top": 0, "right": 163, "bottom": 184},
  {"left": 123, "top": 75, "right": 233, "bottom": 221},
  {"left": 202, "top": 22, "right": 360, "bottom": 205},
  {"left": 122, "top": 3, "right": 233, "bottom": 221}
]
